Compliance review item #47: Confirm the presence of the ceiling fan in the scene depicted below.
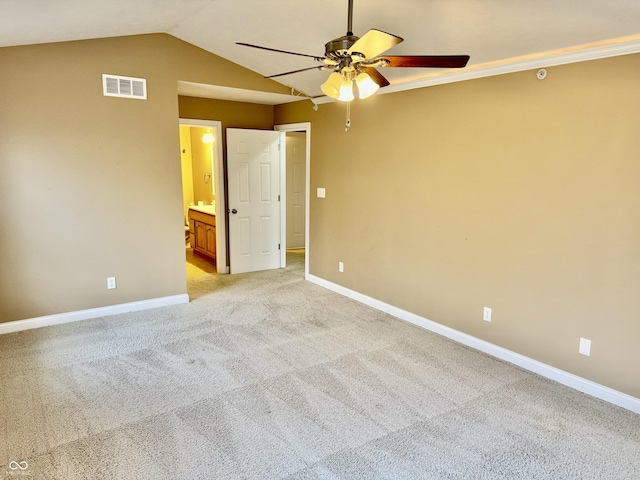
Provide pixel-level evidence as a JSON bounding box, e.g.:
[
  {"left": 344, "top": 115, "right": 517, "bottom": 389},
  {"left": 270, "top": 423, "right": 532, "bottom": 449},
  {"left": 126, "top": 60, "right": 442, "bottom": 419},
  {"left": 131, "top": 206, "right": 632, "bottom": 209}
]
[{"left": 237, "top": 0, "right": 470, "bottom": 102}]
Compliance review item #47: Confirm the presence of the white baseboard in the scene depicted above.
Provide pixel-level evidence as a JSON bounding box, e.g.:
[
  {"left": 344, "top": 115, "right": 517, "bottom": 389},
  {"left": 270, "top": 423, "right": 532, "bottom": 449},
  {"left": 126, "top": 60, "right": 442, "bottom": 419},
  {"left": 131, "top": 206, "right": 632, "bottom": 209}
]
[
  {"left": 307, "top": 274, "right": 640, "bottom": 414},
  {"left": 0, "top": 294, "right": 190, "bottom": 335}
]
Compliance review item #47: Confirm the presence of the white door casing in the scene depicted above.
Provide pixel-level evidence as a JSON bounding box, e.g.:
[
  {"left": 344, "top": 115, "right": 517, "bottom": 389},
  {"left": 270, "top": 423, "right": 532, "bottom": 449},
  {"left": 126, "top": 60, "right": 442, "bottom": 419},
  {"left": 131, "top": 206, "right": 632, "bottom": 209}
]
[
  {"left": 275, "top": 122, "right": 311, "bottom": 279},
  {"left": 286, "top": 132, "right": 307, "bottom": 249},
  {"left": 227, "top": 128, "right": 284, "bottom": 274}
]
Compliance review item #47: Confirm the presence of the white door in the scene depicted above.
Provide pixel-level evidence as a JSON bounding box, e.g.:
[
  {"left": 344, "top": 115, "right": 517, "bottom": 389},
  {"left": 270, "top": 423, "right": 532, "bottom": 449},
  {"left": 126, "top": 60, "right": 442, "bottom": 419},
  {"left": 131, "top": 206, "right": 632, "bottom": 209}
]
[
  {"left": 286, "top": 132, "right": 307, "bottom": 248},
  {"left": 227, "top": 128, "right": 283, "bottom": 274}
]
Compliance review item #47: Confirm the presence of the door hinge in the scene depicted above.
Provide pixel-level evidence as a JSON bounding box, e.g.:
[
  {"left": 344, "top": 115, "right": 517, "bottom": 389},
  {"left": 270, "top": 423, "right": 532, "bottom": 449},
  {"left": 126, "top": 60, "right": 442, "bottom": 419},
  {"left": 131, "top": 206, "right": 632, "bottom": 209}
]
[
  {"left": 278, "top": 244, "right": 281, "bottom": 250},
  {"left": 278, "top": 195, "right": 281, "bottom": 201}
]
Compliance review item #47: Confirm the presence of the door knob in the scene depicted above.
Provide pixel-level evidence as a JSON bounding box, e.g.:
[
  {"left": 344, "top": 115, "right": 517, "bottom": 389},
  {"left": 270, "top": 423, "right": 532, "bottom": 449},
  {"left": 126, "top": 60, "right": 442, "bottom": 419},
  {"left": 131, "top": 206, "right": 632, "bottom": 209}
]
[{"left": 230, "top": 209, "right": 238, "bottom": 214}]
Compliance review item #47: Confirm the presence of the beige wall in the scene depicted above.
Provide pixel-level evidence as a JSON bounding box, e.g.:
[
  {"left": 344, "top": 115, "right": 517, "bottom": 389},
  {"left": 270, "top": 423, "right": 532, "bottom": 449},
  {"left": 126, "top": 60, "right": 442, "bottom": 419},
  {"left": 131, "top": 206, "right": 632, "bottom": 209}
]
[
  {"left": 2, "top": 29, "right": 637, "bottom": 400},
  {"left": 0, "top": 33, "right": 288, "bottom": 323},
  {"left": 275, "top": 53, "right": 640, "bottom": 398},
  {"left": 179, "top": 96, "right": 275, "bottom": 131}
]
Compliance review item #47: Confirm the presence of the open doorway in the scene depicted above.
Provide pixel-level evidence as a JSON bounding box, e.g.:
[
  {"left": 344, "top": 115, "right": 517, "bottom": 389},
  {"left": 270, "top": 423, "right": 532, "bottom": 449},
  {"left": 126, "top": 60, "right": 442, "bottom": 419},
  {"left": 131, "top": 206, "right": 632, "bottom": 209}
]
[
  {"left": 276, "top": 122, "right": 311, "bottom": 279},
  {"left": 179, "top": 119, "right": 228, "bottom": 278}
]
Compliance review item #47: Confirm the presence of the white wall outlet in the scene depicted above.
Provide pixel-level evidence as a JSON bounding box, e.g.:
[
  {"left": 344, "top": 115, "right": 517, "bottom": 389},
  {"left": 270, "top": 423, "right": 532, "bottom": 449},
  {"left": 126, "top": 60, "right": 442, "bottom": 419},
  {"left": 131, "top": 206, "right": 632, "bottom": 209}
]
[
  {"left": 579, "top": 337, "right": 591, "bottom": 356},
  {"left": 483, "top": 306, "right": 492, "bottom": 322},
  {"left": 107, "top": 277, "right": 117, "bottom": 290},
  {"left": 317, "top": 187, "right": 326, "bottom": 198},
  {"left": 338, "top": 261, "right": 344, "bottom": 272}
]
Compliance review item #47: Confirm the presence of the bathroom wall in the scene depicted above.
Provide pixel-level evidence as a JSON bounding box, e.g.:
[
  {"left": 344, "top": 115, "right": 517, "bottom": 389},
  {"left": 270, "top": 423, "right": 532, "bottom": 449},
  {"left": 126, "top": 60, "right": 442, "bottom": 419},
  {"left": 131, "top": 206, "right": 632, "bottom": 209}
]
[
  {"left": 179, "top": 125, "right": 215, "bottom": 217},
  {"left": 190, "top": 127, "right": 214, "bottom": 205}
]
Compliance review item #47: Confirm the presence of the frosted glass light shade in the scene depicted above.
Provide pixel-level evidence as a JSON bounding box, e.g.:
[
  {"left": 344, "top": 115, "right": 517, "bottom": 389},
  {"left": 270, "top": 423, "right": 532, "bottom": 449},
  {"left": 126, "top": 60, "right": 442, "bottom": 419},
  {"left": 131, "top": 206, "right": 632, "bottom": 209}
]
[
  {"left": 337, "top": 79, "right": 354, "bottom": 102},
  {"left": 356, "top": 72, "right": 379, "bottom": 99},
  {"left": 321, "top": 72, "right": 342, "bottom": 98}
]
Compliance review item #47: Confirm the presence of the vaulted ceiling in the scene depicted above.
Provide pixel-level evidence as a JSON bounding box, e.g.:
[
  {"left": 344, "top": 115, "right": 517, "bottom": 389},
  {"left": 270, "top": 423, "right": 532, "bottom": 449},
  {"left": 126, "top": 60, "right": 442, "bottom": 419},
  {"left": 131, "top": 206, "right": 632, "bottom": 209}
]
[{"left": 3, "top": 0, "right": 640, "bottom": 103}]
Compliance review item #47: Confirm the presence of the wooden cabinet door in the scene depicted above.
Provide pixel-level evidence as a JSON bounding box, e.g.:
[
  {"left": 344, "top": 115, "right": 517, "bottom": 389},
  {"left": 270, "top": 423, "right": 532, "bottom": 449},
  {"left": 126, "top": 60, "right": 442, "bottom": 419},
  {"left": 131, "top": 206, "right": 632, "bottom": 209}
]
[
  {"left": 205, "top": 224, "right": 216, "bottom": 260},
  {"left": 189, "top": 211, "right": 216, "bottom": 263},
  {"left": 194, "top": 221, "right": 207, "bottom": 252}
]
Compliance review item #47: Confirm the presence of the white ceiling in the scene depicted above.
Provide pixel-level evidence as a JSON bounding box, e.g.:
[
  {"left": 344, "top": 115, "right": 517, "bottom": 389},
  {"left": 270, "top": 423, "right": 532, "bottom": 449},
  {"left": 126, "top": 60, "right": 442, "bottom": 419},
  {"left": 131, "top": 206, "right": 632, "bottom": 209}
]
[{"left": 3, "top": 0, "right": 640, "bottom": 104}]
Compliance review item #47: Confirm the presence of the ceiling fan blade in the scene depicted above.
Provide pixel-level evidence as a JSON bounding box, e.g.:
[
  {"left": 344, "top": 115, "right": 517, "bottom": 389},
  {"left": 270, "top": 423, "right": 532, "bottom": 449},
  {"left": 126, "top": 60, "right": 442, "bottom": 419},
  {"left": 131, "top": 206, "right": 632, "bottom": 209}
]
[
  {"left": 236, "top": 42, "right": 323, "bottom": 60},
  {"left": 380, "top": 55, "right": 470, "bottom": 68},
  {"left": 347, "top": 29, "right": 403, "bottom": 59},
  {"left": 265, "top": 66, "right": 325, "bottom": 79},
  {"left": 364, "top": 67, "right": 390, "bottom": 88}
]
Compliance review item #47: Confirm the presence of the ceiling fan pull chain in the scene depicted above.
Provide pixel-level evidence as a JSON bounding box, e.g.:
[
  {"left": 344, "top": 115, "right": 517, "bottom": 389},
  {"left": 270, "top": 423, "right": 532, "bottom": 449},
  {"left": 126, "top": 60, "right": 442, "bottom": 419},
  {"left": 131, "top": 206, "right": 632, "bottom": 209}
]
[{"left": 345, "top": 101, "right": 351, "bottom": 132}]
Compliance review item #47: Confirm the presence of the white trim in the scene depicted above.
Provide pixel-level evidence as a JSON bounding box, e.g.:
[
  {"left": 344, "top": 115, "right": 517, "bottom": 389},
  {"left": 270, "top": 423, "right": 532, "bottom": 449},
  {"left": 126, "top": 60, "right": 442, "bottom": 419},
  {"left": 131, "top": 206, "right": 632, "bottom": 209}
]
[
  {"left": 306, "top": 274, "right": 640, "bottom": 414},
  {"left": 274, "top": 123, "right": 311, "bottom": 279},
  {"left": 313, "top": 38, "right": 640, "bottom": 105},
  {"left": 278, "top": 131, "right": 287, "bottom": 267},
  {"left": 0, "top": 295, "right": 189, "bottom": 336},
  {"left": 179, "top": 118, "right": 228, "bottom": 274}
]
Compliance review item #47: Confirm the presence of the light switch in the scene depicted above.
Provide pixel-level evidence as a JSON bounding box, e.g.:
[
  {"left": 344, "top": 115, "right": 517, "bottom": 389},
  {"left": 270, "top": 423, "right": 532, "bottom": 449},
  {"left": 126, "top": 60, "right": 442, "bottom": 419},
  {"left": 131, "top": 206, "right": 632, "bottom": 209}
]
[
  {"left": 317, "top": 187, "right": 326, "bottom": 198},
  {"left": 579, "top": 337, "right": 591, "bottom": 356}
]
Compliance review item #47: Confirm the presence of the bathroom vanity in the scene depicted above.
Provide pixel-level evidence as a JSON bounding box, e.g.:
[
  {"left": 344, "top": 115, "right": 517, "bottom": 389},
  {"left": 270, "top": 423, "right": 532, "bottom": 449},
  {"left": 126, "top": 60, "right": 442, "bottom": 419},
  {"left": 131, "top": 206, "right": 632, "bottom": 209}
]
[{"left": 188, "top": 205, "right": 216, "bottom": 263}]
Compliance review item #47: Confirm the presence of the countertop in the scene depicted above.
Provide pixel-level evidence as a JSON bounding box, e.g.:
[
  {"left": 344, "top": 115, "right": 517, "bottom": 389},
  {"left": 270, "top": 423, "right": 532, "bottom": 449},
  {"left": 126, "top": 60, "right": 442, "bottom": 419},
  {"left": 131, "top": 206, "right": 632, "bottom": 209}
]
[{"left": 189, "top": 205, "right": 215, "bottom": 215}]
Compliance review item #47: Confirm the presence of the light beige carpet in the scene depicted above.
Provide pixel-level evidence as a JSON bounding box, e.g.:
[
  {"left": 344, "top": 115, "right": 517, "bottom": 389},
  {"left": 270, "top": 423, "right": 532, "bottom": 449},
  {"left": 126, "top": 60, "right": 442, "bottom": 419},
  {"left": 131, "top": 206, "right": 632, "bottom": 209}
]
[{"left": 1, "top": 250, "right": 638, "bottom": 479}]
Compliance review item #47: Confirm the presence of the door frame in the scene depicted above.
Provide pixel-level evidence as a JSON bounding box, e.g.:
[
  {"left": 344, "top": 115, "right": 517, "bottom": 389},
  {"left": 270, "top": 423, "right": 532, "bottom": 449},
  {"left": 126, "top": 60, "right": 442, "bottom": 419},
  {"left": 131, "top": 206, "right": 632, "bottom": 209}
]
[
  {"left": 179, "top": 118, "right": 228, "bottom": 274},
  {"left": 275, "top": 122, "right": 311, "bottom": 279}
]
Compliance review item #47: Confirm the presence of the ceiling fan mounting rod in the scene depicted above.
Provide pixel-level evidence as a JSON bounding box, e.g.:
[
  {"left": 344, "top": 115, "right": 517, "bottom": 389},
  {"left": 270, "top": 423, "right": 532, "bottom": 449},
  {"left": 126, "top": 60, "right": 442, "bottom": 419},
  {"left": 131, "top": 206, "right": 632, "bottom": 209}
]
[{"left": 347, "top": 0, "right": 354, "bottom": 36}]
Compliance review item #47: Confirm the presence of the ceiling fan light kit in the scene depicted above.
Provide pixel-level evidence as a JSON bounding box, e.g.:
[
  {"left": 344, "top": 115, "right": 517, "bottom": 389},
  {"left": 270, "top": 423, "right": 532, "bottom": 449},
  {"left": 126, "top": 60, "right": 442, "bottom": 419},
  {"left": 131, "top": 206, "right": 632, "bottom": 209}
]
[
  {"left": 338, "top": 77, "right": 355, "bottom": 102},
  {"left": 320, "top": 72, "right": 343, "bottom": 97},
  {"left": 321, "top": 69, "right": 378, "bottom": 101},
  {"left": 238, "top": 0, "right": 470, "bottom": 127},
  {"left": 355, "top": 72, "right": 379, "bottom": 99}
]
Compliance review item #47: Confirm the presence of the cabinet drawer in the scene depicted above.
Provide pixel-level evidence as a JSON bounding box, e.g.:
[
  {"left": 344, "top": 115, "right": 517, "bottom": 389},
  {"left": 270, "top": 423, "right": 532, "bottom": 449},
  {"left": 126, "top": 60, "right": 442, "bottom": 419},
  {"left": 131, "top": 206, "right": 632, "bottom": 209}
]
[{"left": 188, "top": 209, "right": 215, "bottom": 226}]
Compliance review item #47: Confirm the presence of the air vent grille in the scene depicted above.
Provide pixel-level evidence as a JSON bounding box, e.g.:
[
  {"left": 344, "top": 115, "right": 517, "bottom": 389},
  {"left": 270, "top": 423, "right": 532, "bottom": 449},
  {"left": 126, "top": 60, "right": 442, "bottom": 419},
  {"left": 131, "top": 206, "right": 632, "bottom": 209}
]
[{"left": 102, "top": 74, "right": 147, "bottom": 100}]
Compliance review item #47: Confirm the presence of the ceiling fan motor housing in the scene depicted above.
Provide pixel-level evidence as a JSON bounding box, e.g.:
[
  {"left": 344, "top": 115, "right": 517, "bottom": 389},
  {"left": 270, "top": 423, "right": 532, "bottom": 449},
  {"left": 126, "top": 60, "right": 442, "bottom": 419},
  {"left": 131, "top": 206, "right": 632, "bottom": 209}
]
[{"left": 325, "top": 35, "right": 359, "bottom": 59}]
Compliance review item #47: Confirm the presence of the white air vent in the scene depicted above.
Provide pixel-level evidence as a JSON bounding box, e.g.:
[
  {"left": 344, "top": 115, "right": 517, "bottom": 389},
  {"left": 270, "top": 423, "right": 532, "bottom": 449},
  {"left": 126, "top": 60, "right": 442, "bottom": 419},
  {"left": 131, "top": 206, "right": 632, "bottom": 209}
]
[{"left": 102, "top": 74, "right": 147, "bottom": 100}]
